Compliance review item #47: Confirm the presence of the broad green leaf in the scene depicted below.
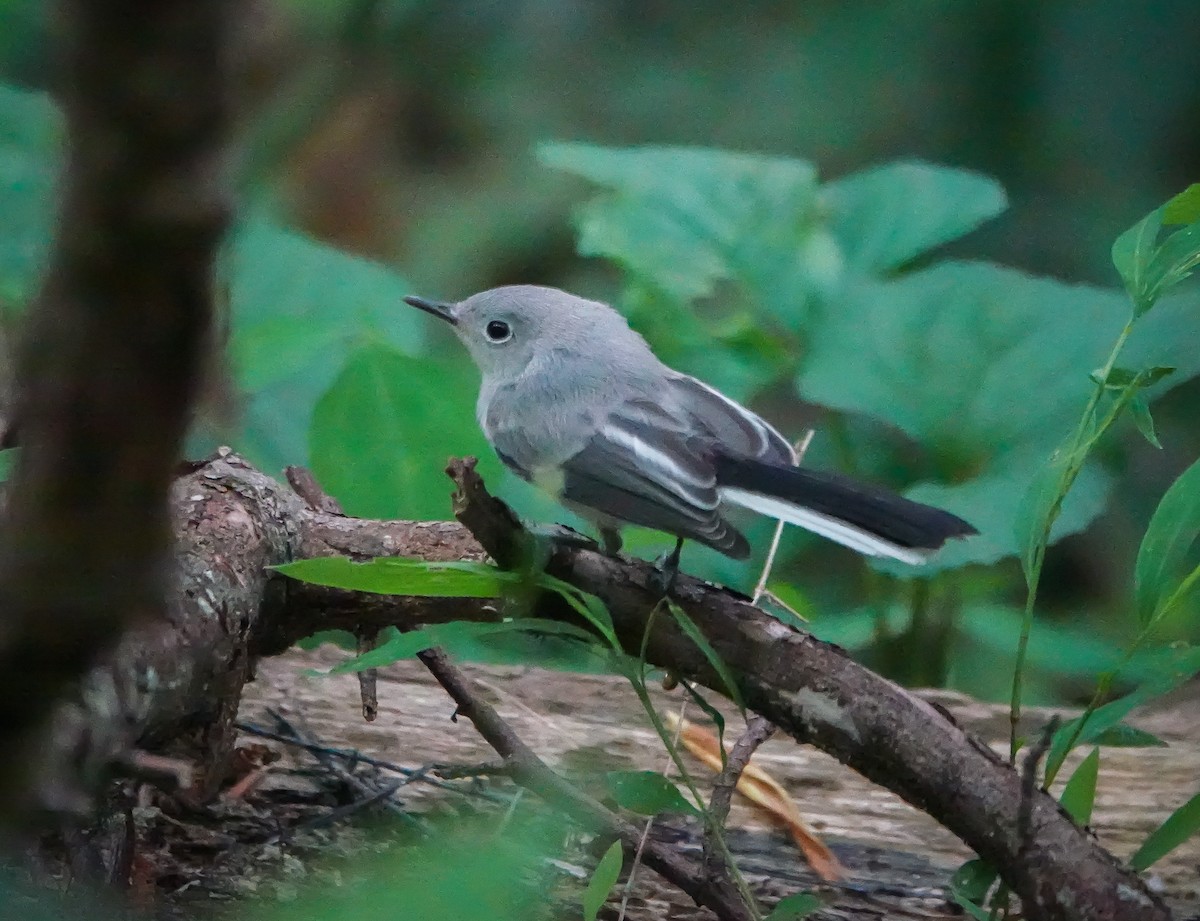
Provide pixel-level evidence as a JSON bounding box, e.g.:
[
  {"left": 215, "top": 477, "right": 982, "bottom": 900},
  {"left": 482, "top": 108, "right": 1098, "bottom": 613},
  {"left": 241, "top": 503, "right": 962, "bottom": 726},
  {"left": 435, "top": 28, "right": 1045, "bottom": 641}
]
[
  {"left": 1059, "top": 748, "right": 1100, "bottom": 825},
  {"left": 907, "top": 461, "right": 1111, "bottom": 577},
  {"left": 539, "top": 142, "right": 830, "bottom": 331},
  {"left": 224, "top": 220, "right": 425, "bottom": 474},
  {"left": 1134, "top": 456, "right": 1200, "bottom": 628},
  {"left": 605, "top": 770, "right": 699, "bottom": 817},
  {"left": 667, "top": 601, "right": 745, "bottom": 712},
  {"left": 1130, "top": 789, "right": 1200, "bottom": 871},
  {"left": 801, "top": 264, "right": 1129, "bottom": 464},
  {"left": 0, "top": 84, "right": 61, "bottom": 306},
  {"left": 1163, "top": 183, "right": 1200, "bottom": 225},
  {"left": 800, "top": 262, "right": 1200, "bottom": 572},
  {"left": 582, "top": 840, "right": 623, "bottom": 921},
  {"left": 763, "top": 892, "right": 823, "bottom": 920},
  {"left": 806, "top": 604, "right": 911, "bottom": 651},
  {"left": 308, "top": 343, "right": 498, "bottom": 519},
  {"left": 954, "top": 604, "right": 1160, "bottom": 683},
  {"left": 822, "top": 161, "right": 1006, "bottom": 273},
  {"left": 324, "top": 620, "right": 599, "bottom": 674},
  {"left": 275, "top": 556, "right": 521, "bottom": 596},
  {"left": 1048, "top": 644, "right": 1200, "bottom": 776}
]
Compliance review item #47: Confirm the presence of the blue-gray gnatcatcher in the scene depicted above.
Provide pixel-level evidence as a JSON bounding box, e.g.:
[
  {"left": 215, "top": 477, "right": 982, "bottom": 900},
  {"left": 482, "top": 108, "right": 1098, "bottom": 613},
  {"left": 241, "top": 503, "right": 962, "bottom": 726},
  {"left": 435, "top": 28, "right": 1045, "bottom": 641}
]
[{"left": 405, "top": 285, "right": 975, "bottom": 565}]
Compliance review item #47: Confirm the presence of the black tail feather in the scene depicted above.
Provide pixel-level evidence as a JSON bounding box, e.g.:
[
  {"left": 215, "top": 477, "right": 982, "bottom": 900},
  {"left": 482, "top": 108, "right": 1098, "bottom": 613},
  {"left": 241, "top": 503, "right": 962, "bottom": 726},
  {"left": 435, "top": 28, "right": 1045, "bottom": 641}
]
[{"left": 714, "top": 455, "right": 977, "bottom": 552}]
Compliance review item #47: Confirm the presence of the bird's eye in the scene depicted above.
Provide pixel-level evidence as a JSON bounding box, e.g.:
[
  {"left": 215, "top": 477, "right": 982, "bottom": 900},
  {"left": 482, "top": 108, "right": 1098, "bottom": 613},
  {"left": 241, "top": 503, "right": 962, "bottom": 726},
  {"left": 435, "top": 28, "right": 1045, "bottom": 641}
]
[{"left": 485, "top": 319, "right": 512, "bottom": 343}]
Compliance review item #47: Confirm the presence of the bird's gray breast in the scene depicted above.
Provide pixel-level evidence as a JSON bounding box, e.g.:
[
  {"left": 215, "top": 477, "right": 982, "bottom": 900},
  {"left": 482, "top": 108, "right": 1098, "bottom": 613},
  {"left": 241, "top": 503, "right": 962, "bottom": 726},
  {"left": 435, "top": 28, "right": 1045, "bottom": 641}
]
[{"left": 480, "top": 347, "right": 636, "bottom": 482}]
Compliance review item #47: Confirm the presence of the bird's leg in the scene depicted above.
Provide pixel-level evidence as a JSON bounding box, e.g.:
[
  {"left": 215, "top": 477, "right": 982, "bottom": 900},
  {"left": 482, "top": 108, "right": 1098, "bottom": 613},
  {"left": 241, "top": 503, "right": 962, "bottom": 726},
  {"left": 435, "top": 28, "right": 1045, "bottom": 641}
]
[
  {"left": 599, "top": 526, "right": 623, "bottom": 557},
  {"left": 650, "top": 537, "right": 685, "bottom": 596}
]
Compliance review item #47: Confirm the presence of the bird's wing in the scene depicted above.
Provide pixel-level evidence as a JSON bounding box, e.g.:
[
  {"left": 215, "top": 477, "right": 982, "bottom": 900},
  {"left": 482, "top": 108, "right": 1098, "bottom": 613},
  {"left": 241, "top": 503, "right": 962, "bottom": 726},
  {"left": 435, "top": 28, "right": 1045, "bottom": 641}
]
[
  {"left": 558, "top": 407, "right": 749, "bottom": 558},
  {"left": 668, "top": 374, "right": 794, "bottom": 465}
]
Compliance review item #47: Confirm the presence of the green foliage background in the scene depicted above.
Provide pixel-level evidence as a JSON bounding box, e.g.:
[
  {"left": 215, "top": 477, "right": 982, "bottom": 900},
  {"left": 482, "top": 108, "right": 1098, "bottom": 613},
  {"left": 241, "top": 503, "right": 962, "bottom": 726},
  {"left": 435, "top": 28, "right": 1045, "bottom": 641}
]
[{"left": 2, "top": 1, "right": 1199, "bottom": 702}]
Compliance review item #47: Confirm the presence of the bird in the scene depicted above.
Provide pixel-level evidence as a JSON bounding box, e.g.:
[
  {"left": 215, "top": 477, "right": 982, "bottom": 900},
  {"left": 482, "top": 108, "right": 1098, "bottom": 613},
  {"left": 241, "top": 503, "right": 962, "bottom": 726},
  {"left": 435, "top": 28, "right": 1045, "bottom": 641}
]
[{"left": 404, "top": 285, "right": 975, "bottom": 568}]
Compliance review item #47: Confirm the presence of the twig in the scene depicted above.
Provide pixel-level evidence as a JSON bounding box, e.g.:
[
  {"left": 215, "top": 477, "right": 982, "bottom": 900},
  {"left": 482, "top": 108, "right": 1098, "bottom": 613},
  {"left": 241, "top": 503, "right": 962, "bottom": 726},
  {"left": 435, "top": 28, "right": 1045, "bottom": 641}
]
[
  {"left": 235, "top": 720, "right": 510, "bottom": 797},
  {"left": 258, "top": 779, "right": 409, "bottom": 846},
  {"left": 285, "top": 465, "right": 345, "bottom": 515},
  {"left": 265, "top": 709, "right": 424, "bottom": 832},
  {"left": 703, "top": 715, "right": 777, "bottom": 881},
  {"left": 416, "top": 647, "right": 754, "bottom": 921},
  {"left": 356, "top": 632, "right": 379, "bottom": 722},
  {"left": 751, "top": 430, "right": 814, "bottom": 605}
]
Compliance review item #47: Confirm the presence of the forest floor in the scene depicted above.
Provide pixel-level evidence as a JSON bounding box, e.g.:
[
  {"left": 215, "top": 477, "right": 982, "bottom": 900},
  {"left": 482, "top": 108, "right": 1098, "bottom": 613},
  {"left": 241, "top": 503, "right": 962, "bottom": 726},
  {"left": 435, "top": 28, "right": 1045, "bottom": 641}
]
[{"left": 98, "top": 648, "right": 1200, "bottom": 921}]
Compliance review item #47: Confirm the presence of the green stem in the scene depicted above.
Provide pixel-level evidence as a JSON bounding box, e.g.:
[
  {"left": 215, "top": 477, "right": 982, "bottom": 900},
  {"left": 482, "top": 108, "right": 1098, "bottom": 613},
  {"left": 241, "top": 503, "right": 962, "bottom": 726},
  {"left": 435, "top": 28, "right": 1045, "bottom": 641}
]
[
  {"left": 1008, "top": 318, "right": 1135, "bottom": 761},
  {"left": 1043, "top": 562, "right": 1199, "bottom": 785}
]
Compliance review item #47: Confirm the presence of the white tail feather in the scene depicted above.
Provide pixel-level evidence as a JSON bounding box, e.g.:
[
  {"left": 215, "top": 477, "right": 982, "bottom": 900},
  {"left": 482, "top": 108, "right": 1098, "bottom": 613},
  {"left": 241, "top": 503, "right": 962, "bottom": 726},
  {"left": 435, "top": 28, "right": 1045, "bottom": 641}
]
[{"left": 719, "top": 487, "right": 932, "bottom": 566}]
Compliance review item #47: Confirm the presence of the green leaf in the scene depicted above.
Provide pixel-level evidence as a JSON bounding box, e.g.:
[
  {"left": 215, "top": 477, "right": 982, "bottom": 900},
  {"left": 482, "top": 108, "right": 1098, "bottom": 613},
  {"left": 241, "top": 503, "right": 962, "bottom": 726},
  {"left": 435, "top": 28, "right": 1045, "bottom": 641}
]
[
  {"left": 954, "top": 604, "right": 1161, "bottom": 682},
  {"left": 1059, "top": 748, "right": 1100, "bottom": 825},
  {"left": 1134, "top": 456, "right": 1200, "bottom": 628},
  {"left": 537, "top": 574, "right": 617, "bottom": 646},
  {"left": 667, "top": 601, "right": 745, "bottom": 712},
  {"left": 794, "top": 261, "right": 1199, "bottom": 572},
  {"left": 308, "top": 343, "right": 499, "bottom": 519},
  {"left": 948, "top": 859, "right": 997, "bottom": 920},
  {"left": 1047, "top": 644, "right": 1200, "bottom": 776},
  {"left": 1089, "top": 365, "right": 1175, "bottom": 389},
  {"left": 763, "top": 892, "right": 824, "bottom": 921},
  {"left": 1087, "top": 724, "right": 1166, "bottom": 749},
  {"left": 1143, "top": 220, "right": 1200, "bottom": 307},
  {"left": 324, "top": 620, "right": 600, "bottom": 674},
  {"left": 539, "top": 142, "right": 829, "bottom": 330},
  {"left": 1163, "top": 183, "right": 1200, "bottom": 225},
  {"left": 605, "top": 771, "right": 699, "bottom": 816},
  {"left": 1130, "top": 789, "right": 1200, "bottom": 871},
  {"left": 1129, "top": 394, "right": 1162, "bottom": 449},
  {"left": 582, "top": 840, "right": 623, "bottom": 921},
  {"left": 822, "top": 161, "right": 1006, "bottom": 273},
  {"left": 1112, "top": 205, "right": 1164, "bottom": 315},
  {"left": 678, "top": 682, "right": 728, "bottom": 770},
  {"left": 275, "top": 556, "right": 522, "bottom": 596},
  {"left": 224, "top": 220, "right": 426, "bottom": 474}
]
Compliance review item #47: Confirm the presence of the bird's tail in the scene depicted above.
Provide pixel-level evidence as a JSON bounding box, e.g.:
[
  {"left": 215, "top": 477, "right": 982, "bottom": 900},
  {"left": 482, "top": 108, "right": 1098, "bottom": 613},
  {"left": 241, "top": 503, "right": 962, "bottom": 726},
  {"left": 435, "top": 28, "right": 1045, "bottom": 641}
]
[{"left": 714, "top": 455, "right": 976, "bottom": 565}]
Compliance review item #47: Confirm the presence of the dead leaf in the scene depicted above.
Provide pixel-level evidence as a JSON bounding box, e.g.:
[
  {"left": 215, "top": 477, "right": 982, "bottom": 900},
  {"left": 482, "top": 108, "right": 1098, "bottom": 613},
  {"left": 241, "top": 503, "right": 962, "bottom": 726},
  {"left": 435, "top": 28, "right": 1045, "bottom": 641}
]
[{"left": 667, "top": 713, "right": 846, "bottom": 881}]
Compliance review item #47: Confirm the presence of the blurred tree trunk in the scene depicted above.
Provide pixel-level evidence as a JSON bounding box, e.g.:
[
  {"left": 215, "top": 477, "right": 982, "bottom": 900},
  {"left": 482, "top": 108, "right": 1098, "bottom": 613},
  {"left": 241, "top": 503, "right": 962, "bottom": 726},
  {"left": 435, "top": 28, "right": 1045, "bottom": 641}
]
[{"left": 0, "top": 0, "right": 233, "bottom": 826}]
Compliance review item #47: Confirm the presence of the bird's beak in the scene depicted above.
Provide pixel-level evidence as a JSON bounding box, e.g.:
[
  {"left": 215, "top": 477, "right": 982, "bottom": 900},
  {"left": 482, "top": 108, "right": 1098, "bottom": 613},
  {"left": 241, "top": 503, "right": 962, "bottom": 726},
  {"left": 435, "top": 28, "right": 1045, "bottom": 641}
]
[{"left": 403, "top": 295, "right": 457, "bottom": 326}]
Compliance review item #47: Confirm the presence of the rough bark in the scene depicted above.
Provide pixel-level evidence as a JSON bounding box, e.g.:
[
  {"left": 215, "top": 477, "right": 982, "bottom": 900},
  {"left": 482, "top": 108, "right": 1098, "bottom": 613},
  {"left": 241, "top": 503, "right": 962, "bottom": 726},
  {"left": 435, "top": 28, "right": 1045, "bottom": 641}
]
[
  {"left": 0, "top": 0, "right": 233, "bottom": 823},
  {"left": 63, "top": 453, "right": 1168, "bottom": 921}
]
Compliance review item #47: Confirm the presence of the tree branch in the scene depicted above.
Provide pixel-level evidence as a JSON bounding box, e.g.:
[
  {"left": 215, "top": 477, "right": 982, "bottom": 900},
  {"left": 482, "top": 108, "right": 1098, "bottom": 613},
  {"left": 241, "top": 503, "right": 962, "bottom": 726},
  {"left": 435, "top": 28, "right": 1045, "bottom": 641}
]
[
  {"left": 56, "top": 454, "right": 1167, "bottom": 921},
  {"left": 417, "top": 647, "right": 754, "bottom": 921}
]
